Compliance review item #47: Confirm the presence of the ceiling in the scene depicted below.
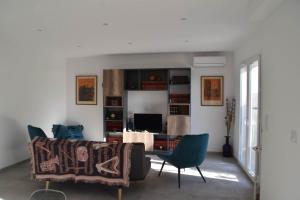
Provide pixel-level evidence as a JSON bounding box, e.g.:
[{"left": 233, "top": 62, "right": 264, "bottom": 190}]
[{"left": 0, "top": 0, "right": 285, "bottom": 58}]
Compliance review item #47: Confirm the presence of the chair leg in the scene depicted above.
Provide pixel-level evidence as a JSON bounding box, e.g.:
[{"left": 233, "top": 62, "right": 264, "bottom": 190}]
[
  {"left": 178, "top": 168, "right": 181, "bottom": 188},
  {"left": 196, "top": 166, "right": 206, "bottom": 183},
  {"left": 158, "top": 161, "right": 165, "bottom": 176},
  {"left": 45, "top": 181, "right": 50, "bottom": 191},
  {"left": 117, "top": 187, "right": 122, "bottom": 200}
]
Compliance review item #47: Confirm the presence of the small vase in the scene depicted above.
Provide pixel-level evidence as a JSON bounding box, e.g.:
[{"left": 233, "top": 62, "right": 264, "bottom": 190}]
[{"left": 223, "top": 136, "right": 232, "bottom": 157}]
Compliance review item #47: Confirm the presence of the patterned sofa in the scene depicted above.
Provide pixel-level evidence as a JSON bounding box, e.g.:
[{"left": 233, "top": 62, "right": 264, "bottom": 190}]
[{"left": 29, "top": 137, "right": 151, "bottom": 200}]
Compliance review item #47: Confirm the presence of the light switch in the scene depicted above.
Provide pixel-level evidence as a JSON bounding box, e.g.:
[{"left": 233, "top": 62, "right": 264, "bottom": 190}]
[{"left": 290, "top": 130, "right": 298, "bottom": 144}]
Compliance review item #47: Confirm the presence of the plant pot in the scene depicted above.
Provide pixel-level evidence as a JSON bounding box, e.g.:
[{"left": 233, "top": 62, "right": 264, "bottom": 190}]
[{"left": 223, "top": 136, "right": 232, "bottom": 157}]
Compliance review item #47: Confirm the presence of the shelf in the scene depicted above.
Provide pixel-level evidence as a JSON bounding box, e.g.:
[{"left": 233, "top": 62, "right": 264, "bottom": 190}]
[
  {"left": 104, "top": 106, "right": 123, "bottom": 108},
  {"left": 169, "top": 103, "right": 190, "bottom": 105},
  {"left": 169, "top": 83, "right": 190, "bottom": 85},
  {"left": 104, "top": 120, "right": 123, "bottom": 122}
]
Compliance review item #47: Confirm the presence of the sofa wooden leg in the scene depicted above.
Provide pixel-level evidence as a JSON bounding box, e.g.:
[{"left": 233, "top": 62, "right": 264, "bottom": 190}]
[
  {"left": 117, "top": 187, "right": 122, "bottom": 200},
  {"left": 45, "top": 181, "right": 50, "bottom": 191}
]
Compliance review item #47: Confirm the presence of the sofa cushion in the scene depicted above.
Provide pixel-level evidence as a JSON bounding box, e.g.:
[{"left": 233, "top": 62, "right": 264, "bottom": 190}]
[
  {"left": 52, "top": 124, "right": 71, "bottom": 139},
  {"left": 67, "top": 125, "right": 84, "bottom": 139},
  {"left": 52, "top": 124, "right": 84, "bottom": 139},
  {"left": 27, "top": 125, "right": 47, "bottom": 140}
]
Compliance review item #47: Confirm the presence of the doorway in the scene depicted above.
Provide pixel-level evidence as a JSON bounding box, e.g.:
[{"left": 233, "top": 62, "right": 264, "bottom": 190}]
[{"left": 238, "top": 56, "right": 261, "bottom": 199}]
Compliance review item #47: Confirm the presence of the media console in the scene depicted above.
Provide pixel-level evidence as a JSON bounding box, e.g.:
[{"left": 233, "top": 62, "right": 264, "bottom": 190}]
[{"left": 106, "top": 132, "right": 182, "bottom": 151}]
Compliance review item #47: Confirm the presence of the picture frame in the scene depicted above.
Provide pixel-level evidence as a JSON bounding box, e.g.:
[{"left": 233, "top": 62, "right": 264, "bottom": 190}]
[
  {"left": 201, "top": 76, "right": 224, "bottom": 106},
  {"left": 76, "top": 75, "right": 97, "bottom": 105}
]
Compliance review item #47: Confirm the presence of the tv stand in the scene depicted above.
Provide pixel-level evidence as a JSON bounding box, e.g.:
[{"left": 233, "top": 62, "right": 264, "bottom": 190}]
[{"left": 106, "top": 132, "right": 182, "bottom": 151}]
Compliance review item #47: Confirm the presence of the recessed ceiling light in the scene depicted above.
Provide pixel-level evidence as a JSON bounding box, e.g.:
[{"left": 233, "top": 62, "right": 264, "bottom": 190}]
[
  {"left": 185, "top": 40, "right": 189, "bottom": 43},
  {"left": 35, "top": 27, "right": 45, "bottom": 32},
  {"left": 76, "top": 44, "right": 81, "bottom": 48},
  {"left": 102, "top": 23, "right": 109, "bottom": 26},
  {"left": 180, "top": 17, "right": 187, "bottom": 21},
  {"left": 128, "top": 42, "right": 133, "bottom": 45}
]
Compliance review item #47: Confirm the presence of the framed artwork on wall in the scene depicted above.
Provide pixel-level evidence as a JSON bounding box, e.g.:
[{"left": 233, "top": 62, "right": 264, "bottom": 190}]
[
  {"left": 201, "top": 76, "right": 224, "bottom": 106},
  {"left": 76, "top": 75, "right": 97, "bottom": 105}
]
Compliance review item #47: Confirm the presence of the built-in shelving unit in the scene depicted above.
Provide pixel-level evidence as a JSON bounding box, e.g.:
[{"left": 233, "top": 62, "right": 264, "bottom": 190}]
[
  {"left": 168, "top": 69, "right": 191, "bottom": 115},
  {"left": 103, "top": 69, "right": 125, "bottom": 136},
  {"left": 103, "top": 68, "right": 191, "bottom": 139}
]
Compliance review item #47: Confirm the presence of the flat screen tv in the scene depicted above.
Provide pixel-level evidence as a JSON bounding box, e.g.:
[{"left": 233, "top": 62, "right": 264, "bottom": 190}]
[{"left": 134, "top": 113, "right": 162, "bottom": 133}]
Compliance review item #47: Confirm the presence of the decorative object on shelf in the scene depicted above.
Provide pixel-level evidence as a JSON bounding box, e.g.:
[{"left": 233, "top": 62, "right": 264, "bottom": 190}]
[
  {"left": 127, "top": 112, "right": 134, "bottom": 131},
  {"left": 142, "top": 81, "right": 167, "bottom": 90},
  {"left": 105, "top": 108, "right": 123, "bottom": 120},
  {"left": 201, "top": 76, "right": 224, "bottom": 106},
  {"left": 223, "top": 98, "right": 236, "bottom": 157},
  {"left": 148, "top": 73, "right": 161, "bottom": 81},
  {"left": 106, "top": 96, "right": 122, "bottom": 106},
  {"left": 76, "top": 75, "right": 97, "bottom": 105}
]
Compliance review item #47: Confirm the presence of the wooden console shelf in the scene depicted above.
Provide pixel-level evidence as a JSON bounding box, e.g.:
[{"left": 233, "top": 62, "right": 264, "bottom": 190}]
[{"left": 106, "top": 135, "right": 182, "bottom": 151}]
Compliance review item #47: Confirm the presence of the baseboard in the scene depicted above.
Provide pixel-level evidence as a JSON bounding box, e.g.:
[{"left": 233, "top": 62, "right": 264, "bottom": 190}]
[{"left": 0, "top": 159, "right": 30, "bottom": 172}]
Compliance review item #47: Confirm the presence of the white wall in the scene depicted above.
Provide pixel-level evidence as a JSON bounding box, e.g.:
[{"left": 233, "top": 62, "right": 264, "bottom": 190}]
[
  {"left": 191, "top": 52, "right": 234, "bottom": 152},
  {"left": 0, "top": 49, "right": 66, "bottom": 169},
  {"left": 66, "top": 53, "right": 192, "bottom": 141},
  {"left": 233, "top": 1, "right": 300, "bottom": 199},
  {"left": 66, "top": 52, "right": 234, "bottom": 152}
]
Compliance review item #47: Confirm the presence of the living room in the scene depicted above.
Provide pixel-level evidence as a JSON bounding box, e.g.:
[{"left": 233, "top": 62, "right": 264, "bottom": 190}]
[{"left": 0, "top": 1, "right": 299, "bottom": 200}]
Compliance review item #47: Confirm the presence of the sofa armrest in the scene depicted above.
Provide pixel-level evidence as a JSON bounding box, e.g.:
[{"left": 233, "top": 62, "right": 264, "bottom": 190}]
[{"left": 129, "top": 143, "right": 151, "bottom": 181}]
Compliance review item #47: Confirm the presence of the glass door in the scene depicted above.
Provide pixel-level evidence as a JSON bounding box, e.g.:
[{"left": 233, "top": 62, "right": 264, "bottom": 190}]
[{"left": 238, "top": 56, "right": 261, "bottom": 199}]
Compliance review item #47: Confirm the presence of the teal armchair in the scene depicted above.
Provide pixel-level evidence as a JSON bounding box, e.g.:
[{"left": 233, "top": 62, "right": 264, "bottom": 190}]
[
  {"left": 28, "top": 125, "right": 48, "bottom": 140},
  {"left": 157, "top": 133, "right": 209, "bottom": 188}
]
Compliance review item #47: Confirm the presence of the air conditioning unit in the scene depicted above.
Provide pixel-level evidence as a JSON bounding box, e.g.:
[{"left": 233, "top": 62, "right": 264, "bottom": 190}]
[{"left": 193, "top": 56, "right": 226, "bottom": 68}]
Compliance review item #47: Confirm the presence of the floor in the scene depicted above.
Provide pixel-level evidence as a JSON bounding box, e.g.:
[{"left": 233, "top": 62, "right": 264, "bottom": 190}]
[{"left": 0, "top": 153, "right": 253, "bottom": 200}]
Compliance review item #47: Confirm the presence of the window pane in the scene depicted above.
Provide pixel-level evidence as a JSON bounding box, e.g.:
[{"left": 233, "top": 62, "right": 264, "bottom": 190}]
[{"left": 239, "top": 65, "right": 248, "bottom": 166}]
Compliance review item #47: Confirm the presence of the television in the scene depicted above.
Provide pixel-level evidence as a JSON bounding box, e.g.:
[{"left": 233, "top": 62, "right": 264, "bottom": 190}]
[{"left": 134, "top": 113, "right": 162, "bottom": 133}]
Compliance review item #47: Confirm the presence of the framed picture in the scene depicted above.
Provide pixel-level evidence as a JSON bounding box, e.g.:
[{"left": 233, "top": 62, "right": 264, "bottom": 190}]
[
  {"left": 201, "top": 76, "right": 224, "bottom": 106},
  {"left": 76, "top": 76, "right": 97, "bottom": 105}
]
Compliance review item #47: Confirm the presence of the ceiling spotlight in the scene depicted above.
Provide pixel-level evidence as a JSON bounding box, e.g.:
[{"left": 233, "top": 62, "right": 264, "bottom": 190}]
[
  {"left": 76, "top": 44, "right": 81, "bottom": 48},
  {"left": 102, "top": 23, "right": 109, "bottom": 26},
  {"left": 35, "top": 27, "right": 45, "bottom": 32},
  {"left": 185, "top": 40, "right": 189, "bottom": 43},
  {"left": 128, "top": 42, "right": 133, "bottom": 45},
  {"left": 180, "top": 17, "right": 187, "bottom": 21}
]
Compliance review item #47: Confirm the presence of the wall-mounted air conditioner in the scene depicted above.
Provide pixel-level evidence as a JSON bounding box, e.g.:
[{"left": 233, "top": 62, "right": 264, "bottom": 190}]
[{"left": 193, "top": 56, "right": 226, "bottom": 68}]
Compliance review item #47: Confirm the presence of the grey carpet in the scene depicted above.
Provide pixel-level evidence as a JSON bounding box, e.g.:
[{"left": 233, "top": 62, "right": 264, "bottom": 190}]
[{"left": 0, "top": 153, "right": 253, "bottom": 200}]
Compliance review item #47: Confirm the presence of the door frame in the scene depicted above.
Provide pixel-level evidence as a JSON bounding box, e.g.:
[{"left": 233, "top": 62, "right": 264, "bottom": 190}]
[{"left": 237, "top": 55, "right": 262, "bottom": 199}]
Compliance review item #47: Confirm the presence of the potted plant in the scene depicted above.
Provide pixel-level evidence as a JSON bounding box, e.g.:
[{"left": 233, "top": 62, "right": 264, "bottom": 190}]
[{"left": 223, "top": 98, "right": 236, "bottom": 157}]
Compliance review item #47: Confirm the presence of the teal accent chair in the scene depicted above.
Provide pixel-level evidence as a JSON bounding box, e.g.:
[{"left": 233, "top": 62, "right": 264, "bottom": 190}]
[
  {"left": 27, "top": 125, "right": 48, "bottom": 140},
  {"left": 157, "top": 133, "right": 209, "bottom": 188}
]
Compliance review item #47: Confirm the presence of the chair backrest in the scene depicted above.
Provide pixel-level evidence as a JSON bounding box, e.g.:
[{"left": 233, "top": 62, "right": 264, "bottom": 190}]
[
  {"left": 27, "top": 125, "right": 47, "bottom": 140},
  {"left": 172, "top": 134, "right": 209, "bottom": 168}
]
